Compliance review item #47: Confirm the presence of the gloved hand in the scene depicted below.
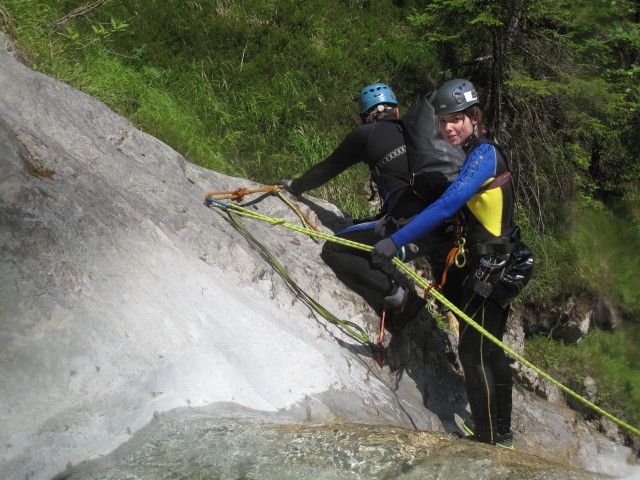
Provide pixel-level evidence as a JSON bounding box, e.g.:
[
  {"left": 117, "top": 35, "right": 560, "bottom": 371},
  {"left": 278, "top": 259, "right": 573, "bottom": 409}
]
[
  {"left": 371, "top": 237, "right": 399, "bottom": 264},
  {"left": 274, "top": 179, "right": 299, "bottom": 197}
]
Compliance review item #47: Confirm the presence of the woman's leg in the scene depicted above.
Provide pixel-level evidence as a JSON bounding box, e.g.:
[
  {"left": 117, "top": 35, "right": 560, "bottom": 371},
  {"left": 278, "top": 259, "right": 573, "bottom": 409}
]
[{"left": 457, "top": 290, "right": 511, "bottom": 444}]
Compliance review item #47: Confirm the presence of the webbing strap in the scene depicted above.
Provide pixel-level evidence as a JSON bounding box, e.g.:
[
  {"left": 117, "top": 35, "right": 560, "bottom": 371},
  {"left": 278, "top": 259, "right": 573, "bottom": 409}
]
[{"left": 477, "top": 169, "right": 511, "bottom": 193}]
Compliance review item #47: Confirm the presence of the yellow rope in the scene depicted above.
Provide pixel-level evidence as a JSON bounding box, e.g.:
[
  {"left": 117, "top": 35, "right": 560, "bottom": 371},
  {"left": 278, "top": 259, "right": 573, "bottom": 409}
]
[{"left": 206, "top": 197, "right": 640, "bottom": 437}]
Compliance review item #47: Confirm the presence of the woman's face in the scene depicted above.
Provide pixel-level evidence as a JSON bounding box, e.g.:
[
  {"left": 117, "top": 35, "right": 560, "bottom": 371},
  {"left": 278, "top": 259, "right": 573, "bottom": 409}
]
[{"left": 438, "top": 112, "right": 475, "bottom": 147}]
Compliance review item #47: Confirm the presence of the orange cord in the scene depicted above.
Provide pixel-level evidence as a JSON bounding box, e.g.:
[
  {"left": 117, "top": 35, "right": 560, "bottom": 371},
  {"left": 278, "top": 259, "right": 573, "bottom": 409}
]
[
  {"left": 205, "top": 185, "right": 319, "bottom": 231},
  {"left": 205, "top": 185, "right": 279, "bottom": 202}
]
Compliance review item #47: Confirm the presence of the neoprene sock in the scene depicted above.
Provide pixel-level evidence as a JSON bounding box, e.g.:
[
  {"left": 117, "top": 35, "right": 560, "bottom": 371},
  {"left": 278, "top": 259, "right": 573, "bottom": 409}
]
[
  {"left": 495, "top": 383, "right": 513, "bottom": 435},
  {"left": 383, "top": 285, "right": 406, "bottom": 309}
]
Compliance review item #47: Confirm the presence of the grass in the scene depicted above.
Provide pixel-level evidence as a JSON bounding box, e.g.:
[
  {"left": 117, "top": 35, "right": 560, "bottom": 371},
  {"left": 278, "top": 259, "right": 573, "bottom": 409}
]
[
  {"left": 1, "top": 0, "right": 439, "bottom": 218},
  {"left": 525, "top": 326, "right": 640, "bottom": 435}
]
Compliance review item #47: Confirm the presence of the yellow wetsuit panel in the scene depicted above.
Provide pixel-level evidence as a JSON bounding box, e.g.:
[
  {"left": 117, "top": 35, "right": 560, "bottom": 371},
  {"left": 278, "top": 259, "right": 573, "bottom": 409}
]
[{"left": 466, "top": 180, "right": 504, "bottom": 237}]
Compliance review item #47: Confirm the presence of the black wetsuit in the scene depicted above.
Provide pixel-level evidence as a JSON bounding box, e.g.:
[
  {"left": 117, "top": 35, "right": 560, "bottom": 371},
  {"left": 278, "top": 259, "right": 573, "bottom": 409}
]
[
  {"left": 391, "top": 133, "right": 534, "bottom": 443},
  {"left": 291, "top": 118, "right": 425, "bottom": 219},
  {"left": 290, "top": 117, "right": 454, "bottom": 315}
]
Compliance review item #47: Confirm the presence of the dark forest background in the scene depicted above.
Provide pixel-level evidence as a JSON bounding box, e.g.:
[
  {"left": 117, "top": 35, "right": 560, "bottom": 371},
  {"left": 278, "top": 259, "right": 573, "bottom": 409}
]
[{"left": 2, "top": 0, "right": 639, "bottom": 444}]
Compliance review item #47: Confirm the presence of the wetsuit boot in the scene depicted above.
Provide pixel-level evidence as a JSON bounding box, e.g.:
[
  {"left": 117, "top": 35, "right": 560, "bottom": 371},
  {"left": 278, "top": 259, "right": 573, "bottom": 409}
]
[
  {"left": 462, "top": 416, "right": 514, "bottom": 449},
  {"left": 383, "top": 287, "right": 426, "bottom": 333},
  {"left": 465, "top": 415, "right": 496, "bottom": 445},
  {"left": 495, "top": 382, "right": 514, "bottom": 449}
]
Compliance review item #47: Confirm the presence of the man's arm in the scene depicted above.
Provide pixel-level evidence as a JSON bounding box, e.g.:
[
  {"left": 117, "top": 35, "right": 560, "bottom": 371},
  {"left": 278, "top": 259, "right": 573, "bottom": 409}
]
[{"left": 277, "top": 126, "right": 366, "bottom": 195}]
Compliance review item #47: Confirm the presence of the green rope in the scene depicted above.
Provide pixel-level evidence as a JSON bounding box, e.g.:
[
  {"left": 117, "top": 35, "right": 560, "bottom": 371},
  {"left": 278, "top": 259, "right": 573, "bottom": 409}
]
[
  {"left": 220, "top": 206, "right": 372, "bottom": 346},
  {"left": 394, "top": 259, "right": 640, "bottom": 436},
  {"left": 207, "top": 198, "right": 640, "bottom": 437},
  {"left": 274, "top": 190, "right": 319, "bottom": 243}
]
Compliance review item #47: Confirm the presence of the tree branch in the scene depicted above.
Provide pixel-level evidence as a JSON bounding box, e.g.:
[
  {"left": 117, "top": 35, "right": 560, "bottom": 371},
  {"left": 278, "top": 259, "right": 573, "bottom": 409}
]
[
  {"left": 456, "top": 54, "right": 493, "bottom": 67},
  {"left": 51, "top": 0, "right": 112, "bottom": 31}
]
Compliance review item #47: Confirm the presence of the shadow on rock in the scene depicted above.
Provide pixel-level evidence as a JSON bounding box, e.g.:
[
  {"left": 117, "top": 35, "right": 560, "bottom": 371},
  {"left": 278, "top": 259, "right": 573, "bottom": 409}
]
[{"left": 383, "top": 310, "right": 470, "bottom": 436}]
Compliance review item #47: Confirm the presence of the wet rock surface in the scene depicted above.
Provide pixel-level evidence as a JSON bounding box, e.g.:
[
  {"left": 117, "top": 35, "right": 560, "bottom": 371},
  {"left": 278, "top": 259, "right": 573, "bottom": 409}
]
[{"left": 57, "top": 403, "right": 612, "bottom": 480}]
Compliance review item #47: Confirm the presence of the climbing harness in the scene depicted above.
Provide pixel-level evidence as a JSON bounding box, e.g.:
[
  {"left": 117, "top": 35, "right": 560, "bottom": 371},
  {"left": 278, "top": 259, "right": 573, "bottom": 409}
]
[
  {"left": 436, "top": 170, "right": 515, "bottom": 291},
  {"left": 435, "top": 211, "right": 467, "bottom": 292},
  {"left": 204, "top": 186, "right": 640, "bottom": 438}
]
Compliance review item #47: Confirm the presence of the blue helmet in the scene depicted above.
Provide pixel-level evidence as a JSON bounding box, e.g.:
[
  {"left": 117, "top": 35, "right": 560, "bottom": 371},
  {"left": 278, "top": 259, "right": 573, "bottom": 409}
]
[{"left": 357, "top": 83, "right": 397, "bottom": 114}]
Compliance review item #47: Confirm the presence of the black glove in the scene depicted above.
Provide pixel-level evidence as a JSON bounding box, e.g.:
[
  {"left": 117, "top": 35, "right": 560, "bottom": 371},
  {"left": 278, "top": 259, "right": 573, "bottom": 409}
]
[
  {"left": 274, "top": 179, "right": 300, "bottom": 197},
  {"left": 371, "top": 237, "right": 399, "bottom": 264}
]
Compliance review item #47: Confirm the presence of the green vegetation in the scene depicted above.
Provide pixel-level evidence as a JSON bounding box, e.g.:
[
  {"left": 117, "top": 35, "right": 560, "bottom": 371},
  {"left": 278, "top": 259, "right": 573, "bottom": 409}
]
[
  {"left": 526, "top": 326, "right": 640, "bottom": 431},
  {"left": 1, "top": 0, "right": 440, "bottom": 218},
  {"left": 1, "top": 0, "right": 639, "bottom": 438}
]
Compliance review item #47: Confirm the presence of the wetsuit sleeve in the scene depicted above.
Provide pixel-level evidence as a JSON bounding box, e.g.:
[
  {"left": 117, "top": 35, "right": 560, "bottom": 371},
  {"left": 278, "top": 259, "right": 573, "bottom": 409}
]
[
  {"left": 290, "top": 127, "right": 368, "bottom": 194},
  {"left": 390, "top": 143, "right": 497, "bottom": 247}
]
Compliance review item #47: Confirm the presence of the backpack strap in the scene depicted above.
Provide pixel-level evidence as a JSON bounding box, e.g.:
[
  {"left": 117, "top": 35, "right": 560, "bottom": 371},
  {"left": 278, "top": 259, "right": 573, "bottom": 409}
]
[{"left": 477, "top": 169, "right": 512, "bottom": 193}]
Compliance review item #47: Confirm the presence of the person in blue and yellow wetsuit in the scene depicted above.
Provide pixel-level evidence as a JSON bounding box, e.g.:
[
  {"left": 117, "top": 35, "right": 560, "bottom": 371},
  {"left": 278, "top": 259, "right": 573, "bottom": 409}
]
[{"left": 372, "top": 78, "right": 534, "bottom": 447}]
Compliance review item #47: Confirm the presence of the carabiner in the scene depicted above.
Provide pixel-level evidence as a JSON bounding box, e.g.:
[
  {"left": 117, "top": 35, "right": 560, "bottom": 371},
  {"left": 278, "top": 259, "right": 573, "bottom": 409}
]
[
  {"left": 479, "top": 254, "right": 509, "bottom": 269},
  {"left": 454, "top": 237, "right": 467, "bottom": 268}
]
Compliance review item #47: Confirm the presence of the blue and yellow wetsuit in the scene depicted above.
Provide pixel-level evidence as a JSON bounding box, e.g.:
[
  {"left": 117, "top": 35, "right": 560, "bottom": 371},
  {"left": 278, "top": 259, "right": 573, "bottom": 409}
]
[
  {"left": 391, "top": 133, "right": 533, "bottom": 445},
  {"left": 391, "top": 134, "right": 514, "bottom": 250}
]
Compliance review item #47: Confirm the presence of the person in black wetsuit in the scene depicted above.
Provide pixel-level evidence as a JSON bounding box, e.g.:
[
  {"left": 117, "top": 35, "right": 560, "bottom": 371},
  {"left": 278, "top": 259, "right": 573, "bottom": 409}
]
[
  {"left": 372, "top": 79, "right": 534, "bottom": 447},
  {"left": 276, "top": 83, "right": 461, "bottom": 331}
]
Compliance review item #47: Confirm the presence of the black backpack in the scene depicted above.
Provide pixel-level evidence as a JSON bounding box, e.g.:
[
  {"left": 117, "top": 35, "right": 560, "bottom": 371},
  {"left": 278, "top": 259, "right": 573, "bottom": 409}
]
[{"left": 401, "top": 91, "right": 467, "bottom": 201}]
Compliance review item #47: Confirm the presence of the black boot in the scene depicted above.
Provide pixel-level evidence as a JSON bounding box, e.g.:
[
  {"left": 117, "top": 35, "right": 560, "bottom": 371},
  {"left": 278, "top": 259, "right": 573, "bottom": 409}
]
[
  {"left": 465, "top": 415, "right": 495, "bottom": 444},
  {"left": 384, "top": 288, "right": 426, "bottom": 333},
  {"left": 462, "top": 416, "right": 514, "bottom": 449}
]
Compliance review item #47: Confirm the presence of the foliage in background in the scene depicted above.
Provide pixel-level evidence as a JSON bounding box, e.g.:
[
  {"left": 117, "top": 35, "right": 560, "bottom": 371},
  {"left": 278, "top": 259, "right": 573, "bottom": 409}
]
[
  {"left": 1, "top": 0, "right": 639, "bottom": 437},
  {"left": 526, "top": 326, "right": 640, "bottom": 436},
  {"left": 1, "top": 0, "right": 441, "bottom": 218}
]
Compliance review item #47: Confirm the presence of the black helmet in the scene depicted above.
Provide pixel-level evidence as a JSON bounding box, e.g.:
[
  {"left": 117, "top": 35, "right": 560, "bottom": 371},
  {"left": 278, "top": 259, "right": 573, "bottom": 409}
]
[{"left": 432, "top": 79, "right": 479, "bottom": 115}]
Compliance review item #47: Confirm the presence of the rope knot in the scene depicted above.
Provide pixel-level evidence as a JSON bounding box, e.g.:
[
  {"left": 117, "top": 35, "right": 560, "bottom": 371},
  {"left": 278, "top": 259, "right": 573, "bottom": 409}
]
[
  {"left": 231, "top": 188, "right": 250, "bottom": 202},
  {"left": 269, "top": 217, "right": 286, "bottom": 225}
]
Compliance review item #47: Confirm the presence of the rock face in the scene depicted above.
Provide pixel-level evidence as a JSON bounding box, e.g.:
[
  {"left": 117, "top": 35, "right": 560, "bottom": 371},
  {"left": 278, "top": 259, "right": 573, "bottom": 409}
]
[
  {"left": 0, "top": 33, "right": 637, "bottom": 480},
  {"left": 525, "top": 293, "right": 621, "bottom": 343}
]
